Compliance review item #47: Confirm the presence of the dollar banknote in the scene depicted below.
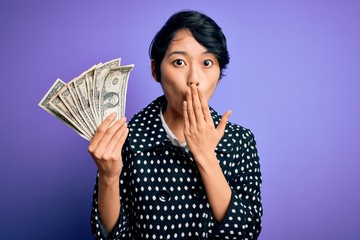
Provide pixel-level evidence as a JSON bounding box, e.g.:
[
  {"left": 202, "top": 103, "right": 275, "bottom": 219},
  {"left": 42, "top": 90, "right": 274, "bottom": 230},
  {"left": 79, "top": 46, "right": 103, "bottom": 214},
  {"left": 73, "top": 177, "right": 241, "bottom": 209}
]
[
  {"left": 93, "top": 58, "right": 121, "bottom": 124},
  {"left": 99, "top": 64, "right": 134, "bottom": 123},
  {"left": 38, "top": 78, "right": 91, "bottom": 140},
  {"left": 38, "top": 58, "right": 133, "bottom": 140},
  {"left": 58, "top": 86, "right": 93, "bottom": 138}
]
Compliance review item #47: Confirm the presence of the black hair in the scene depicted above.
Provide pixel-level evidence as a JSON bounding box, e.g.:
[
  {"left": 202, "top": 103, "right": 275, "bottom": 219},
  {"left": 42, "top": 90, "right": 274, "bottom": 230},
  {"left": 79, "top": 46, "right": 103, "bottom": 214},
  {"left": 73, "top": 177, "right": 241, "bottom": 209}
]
[{"left": 149, "top": 10, "right": 230, "bottom": 81}]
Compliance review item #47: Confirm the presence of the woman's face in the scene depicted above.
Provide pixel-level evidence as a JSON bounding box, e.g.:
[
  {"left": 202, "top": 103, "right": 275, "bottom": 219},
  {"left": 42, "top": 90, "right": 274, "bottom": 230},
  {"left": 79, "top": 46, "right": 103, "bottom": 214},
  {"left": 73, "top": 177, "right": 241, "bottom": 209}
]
[{"left": 157, "top": 29, "right": 220, "bottom": 117}]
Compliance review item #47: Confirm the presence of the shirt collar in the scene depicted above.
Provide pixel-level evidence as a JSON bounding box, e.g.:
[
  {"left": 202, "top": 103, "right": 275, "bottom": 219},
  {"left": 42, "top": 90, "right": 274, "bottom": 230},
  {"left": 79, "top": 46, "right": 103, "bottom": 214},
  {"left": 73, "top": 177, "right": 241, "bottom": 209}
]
[{"left": 159, "top": 104, "right": 188, "bottom": 148}]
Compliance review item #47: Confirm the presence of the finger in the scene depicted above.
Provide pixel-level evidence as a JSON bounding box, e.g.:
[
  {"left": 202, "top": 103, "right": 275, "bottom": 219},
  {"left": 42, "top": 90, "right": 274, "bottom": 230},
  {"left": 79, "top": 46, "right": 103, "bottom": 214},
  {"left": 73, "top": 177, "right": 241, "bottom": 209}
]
[
  {"left": 113, "top": 126, "right": 129, "bottom": 153},
  {"left": 190, "top": 84, "right": 204, "bottom": 123},
  {"left": 100, "top": 117, "right": 127, "bottom": 148},
  {"left": 198, "top": 89, "right": 212, "bottom": 123},
  {"left": 107, "top": 120, "right": 128, "bottom": 152},
  {"left": 183, "top": 101, "right": 190, "bottom": 134},
  {"left": 89, "top": 112, "right": 117, "bottom": 150},
  {"left": 216, "top": 110, "right": 232, "bottom": 134},
  {"left": 186, "top": 89, "right": 196, "bottom": 128},
  {"left": 89, "top": 117, "right": 125, "bottom": 157}
]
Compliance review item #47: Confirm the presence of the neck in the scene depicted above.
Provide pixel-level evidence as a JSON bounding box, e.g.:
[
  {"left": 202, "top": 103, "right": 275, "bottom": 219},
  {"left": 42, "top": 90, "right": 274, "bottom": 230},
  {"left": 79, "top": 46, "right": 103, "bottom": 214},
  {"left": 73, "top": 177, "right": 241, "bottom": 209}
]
[{"left": 162, "top": 105, "right": 185, "bottom": 143}]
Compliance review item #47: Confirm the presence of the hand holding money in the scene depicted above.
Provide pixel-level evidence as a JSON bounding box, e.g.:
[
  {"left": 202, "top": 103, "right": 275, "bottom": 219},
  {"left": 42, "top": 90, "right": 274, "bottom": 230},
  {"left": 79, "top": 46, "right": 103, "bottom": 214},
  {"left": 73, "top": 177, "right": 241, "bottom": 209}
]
[{"left": 38, "top": 58, "right": 134, "bottom": 141}]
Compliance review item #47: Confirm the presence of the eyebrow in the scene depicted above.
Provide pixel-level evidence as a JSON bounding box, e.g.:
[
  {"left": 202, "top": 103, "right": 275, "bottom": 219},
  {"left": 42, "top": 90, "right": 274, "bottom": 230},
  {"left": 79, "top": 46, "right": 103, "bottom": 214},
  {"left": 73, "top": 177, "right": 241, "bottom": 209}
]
[
  {"left": 166, "top": 50, "right": 212, "bottom": 59},
  {"left": 166, "top": 51, "right": 187, "bottom": 59}
]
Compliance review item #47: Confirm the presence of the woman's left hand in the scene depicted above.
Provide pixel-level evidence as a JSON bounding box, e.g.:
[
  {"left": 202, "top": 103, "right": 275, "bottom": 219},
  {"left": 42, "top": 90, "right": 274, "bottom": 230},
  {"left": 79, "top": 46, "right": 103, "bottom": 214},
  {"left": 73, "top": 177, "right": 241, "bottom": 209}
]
[{"left": 183, "top": 84, "right": 231, "bottom": 163}]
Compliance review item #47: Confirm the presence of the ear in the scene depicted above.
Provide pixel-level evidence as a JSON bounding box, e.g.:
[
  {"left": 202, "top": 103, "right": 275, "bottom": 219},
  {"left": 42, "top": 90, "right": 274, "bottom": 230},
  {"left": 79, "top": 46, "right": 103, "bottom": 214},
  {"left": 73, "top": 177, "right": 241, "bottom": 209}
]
[{"left": 151, "top": 60, "right": 160, "bottom": 82}]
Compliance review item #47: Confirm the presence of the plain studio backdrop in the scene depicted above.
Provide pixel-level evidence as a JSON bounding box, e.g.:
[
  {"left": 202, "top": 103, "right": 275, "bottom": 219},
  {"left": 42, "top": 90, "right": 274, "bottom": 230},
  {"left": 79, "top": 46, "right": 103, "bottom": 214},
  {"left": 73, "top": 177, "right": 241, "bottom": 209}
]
[{"left": 0, "top": 0, "right": 359, "bottom": 239}]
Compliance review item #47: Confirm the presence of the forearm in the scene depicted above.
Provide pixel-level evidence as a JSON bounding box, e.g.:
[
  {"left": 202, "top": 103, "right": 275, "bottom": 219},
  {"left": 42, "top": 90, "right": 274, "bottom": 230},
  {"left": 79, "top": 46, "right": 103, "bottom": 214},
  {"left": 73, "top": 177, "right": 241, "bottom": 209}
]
[
  {"left": 98, "top": 174, "right": 121, "bottom": 232},
  {"left": 196, "top": 153, "right": 232, "bottom": 222}
]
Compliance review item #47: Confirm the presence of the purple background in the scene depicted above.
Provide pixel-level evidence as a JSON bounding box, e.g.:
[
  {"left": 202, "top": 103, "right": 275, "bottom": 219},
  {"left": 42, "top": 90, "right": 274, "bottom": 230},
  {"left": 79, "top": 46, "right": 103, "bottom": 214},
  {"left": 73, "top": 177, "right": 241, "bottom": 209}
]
[{"left": 1, "top": 0, "right": 359, "bottom": 239}]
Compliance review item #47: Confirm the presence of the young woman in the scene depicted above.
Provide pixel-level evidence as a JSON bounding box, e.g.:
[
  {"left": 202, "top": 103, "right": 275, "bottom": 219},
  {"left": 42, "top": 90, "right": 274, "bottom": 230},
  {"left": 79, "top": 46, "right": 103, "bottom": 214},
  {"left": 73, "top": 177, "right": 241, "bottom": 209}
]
[{"left": 89, "top": 10, "right": 262, "bottom": 240}]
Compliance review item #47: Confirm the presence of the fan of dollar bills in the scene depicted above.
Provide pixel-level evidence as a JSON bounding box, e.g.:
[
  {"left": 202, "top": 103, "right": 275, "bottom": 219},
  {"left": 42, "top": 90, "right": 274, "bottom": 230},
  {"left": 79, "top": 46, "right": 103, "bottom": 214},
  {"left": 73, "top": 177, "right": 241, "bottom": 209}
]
[{"left": 38, "top": 58, "right": 134, "bottom": 141}]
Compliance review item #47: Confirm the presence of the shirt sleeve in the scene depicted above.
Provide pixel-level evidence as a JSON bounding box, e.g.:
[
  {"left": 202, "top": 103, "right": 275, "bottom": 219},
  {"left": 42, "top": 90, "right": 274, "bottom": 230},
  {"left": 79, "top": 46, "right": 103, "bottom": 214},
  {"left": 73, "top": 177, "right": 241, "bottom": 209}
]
[
  {"left": 90, "top": 171, "right": 129, "bottom": 240},
  {"left": 212, "top": 129, "right": 263, "bottom": 239}
]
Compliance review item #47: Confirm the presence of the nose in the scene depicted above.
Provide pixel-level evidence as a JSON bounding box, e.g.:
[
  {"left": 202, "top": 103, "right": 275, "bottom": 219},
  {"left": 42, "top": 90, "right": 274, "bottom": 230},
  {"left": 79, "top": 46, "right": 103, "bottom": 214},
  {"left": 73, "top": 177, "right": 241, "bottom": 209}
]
[{"left": 187, "top": 65, "right": 201, "bottom": 86}]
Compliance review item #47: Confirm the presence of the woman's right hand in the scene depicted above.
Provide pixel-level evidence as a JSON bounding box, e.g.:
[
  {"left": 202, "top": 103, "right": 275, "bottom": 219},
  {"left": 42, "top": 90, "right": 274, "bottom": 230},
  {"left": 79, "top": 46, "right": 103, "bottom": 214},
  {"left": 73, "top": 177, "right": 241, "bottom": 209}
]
[{"left": 88, "top": 113, "right": 129, "bottom": 182}]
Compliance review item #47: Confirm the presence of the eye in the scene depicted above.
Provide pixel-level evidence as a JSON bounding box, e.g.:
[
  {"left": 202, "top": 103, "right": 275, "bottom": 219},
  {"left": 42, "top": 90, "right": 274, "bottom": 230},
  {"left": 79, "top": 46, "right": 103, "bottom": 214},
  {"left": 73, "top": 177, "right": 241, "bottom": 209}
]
[
  {"left": 173, "top": 59, "right": 186, "bottom": 67},
  {"left": 203, "top": 59, "right": 213, "bottom": 67}
]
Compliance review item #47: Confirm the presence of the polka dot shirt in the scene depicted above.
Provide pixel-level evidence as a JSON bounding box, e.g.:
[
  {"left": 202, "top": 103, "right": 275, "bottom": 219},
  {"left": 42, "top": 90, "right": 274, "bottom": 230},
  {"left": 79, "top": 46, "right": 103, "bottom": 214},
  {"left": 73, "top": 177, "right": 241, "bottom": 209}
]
[{"left": 91, "top": 96, "right": 262, "bottom": 240}]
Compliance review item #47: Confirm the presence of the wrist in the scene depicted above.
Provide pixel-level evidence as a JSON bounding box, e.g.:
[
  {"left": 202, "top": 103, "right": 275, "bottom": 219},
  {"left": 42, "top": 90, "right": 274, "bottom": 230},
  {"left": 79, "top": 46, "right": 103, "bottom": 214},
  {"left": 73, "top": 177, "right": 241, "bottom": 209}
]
[
  {"left": 98, "top": 172, "right": 120, "bottom": 187},
  {"left": 194, "top": 152, "right": 218, "bottom": 172}
]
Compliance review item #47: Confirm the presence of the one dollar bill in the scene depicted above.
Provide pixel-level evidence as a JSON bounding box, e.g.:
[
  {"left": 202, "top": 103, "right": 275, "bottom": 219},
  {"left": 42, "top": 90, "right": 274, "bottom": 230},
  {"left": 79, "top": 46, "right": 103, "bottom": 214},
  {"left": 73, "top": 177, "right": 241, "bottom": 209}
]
[{"left": 38, "top": 58, "right": 134, "bottom": 141}]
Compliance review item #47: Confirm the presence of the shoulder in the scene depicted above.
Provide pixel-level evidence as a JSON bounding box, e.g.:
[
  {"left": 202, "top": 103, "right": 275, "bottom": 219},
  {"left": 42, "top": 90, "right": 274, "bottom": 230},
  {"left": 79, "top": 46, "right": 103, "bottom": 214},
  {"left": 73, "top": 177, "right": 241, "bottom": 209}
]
[
  {"left": 128, "top": 95, "right": 165, "bottom": 125},
  {"left": 210, "top": 107, "right": 258, "bottom": 153},
  {"left": 226, "top": 121, "right": 256, "bottom": 142},
  {"left": 126, "top": 95, "right": 168, "bottom": 153},
  {"left": 209, "top": 106, "right": 256, "bottom": 139}
]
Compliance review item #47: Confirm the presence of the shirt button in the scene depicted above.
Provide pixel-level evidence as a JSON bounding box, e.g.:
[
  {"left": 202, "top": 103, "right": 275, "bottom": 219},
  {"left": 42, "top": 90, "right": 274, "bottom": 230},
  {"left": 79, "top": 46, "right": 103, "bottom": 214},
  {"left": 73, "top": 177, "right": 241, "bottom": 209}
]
[
  {"left": 191, "top": 187, "right": 203, "bottom": 199},
  {"left": 158, "top": 190, "right": 171, "bottom": 202},
  {"left": 155, "top": 144, "right": 164, "bottom": 154}
]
